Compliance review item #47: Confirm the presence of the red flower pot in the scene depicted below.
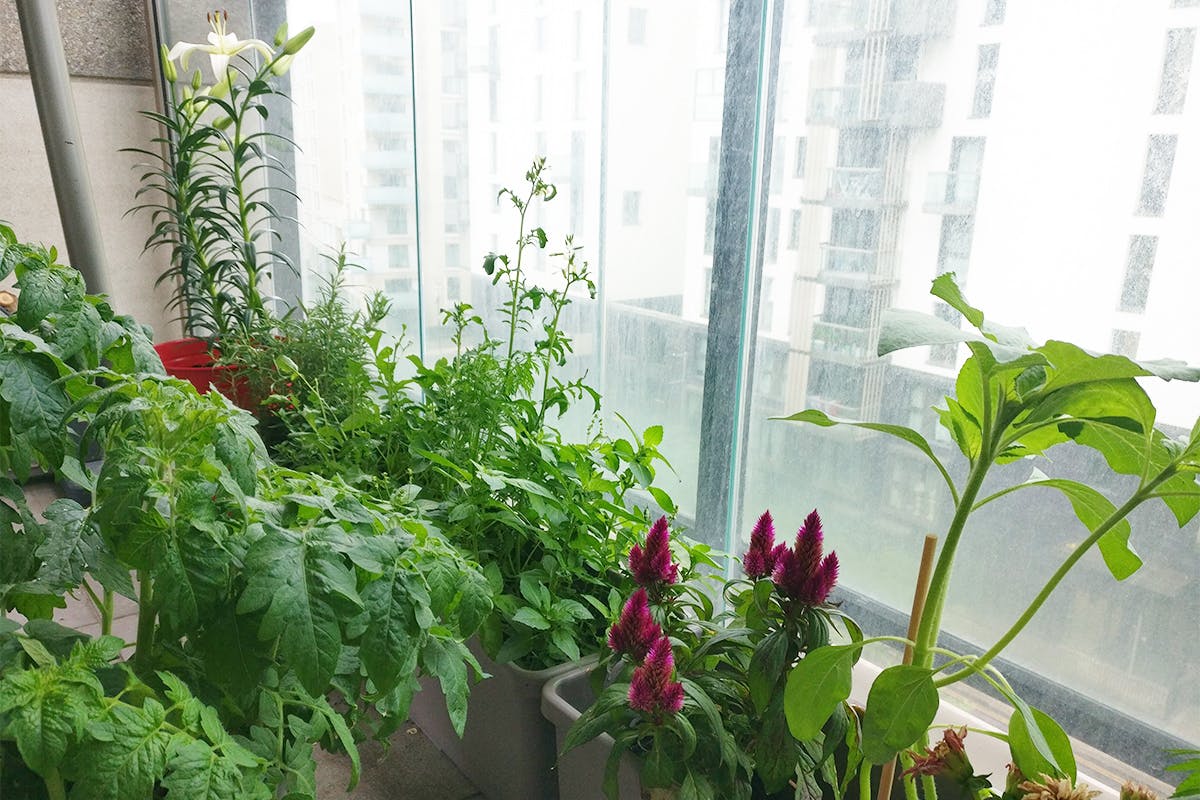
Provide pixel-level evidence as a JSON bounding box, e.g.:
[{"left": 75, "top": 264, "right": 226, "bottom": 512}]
[{"left": 154, "top": 338, "right": 256, "bottom": 410}]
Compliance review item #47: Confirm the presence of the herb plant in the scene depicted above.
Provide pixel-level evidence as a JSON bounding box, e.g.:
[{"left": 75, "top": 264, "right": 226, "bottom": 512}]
[{"left": 781, "top": 274, "right": 1200, "bottom": 798}]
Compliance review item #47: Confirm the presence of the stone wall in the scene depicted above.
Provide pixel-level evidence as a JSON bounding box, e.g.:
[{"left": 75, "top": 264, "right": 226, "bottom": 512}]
[{"left": 0, "top": 0, "right": 177, "bottom": 339}]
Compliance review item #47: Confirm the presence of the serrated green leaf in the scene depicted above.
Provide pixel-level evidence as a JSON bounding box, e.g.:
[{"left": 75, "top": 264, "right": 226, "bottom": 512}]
[
  {"left": 235, "top": 525, "right": 347, "bottom": 695},
  {"left": 70, "top": 702, "right": 172, "bottom": 800}
]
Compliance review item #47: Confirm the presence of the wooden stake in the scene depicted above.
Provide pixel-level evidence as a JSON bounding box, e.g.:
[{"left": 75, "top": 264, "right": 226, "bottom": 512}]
[{"left": 876, "top": 534, "right": 939, "bottom": 800}]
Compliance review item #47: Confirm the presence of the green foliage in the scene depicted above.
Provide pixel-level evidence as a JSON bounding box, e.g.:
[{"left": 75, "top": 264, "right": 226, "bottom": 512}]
[
  {"left": 0, "top": 225, "right": 489, "bottom": 797},
  {"left": 259, "top": 159, "right": 678, "bottom": 671},
  {"left": 0, "top": 223, "right": 160, "bottom": 480},
  {"left": 780, "top": 272, "right": 1200, "bottom": 791}
]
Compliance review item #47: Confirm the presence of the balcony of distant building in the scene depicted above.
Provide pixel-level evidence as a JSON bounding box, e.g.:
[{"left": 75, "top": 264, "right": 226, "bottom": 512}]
[
  {"left": 809, "top": 0, "right": 957, "bottom": 41},
  {"left": 818, "top": 244, "right": 898, "bottom": 287},
  {"left": 923, "top": 171, "right": 980, "bottom": 215},
  {"left": 808, "top": 81, "right": 945, "bottom": 128}
]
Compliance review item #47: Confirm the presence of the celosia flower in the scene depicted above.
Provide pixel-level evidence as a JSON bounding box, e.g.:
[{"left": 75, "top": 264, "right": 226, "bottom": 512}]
[
  {"left": 167, "top": 10, "right": 273, "bottom": 80},
  {"left": 628, "top": 516, "right": 678, "bottom": 589},
  {"left": 607, "top": 588, "right": 662, "bottom": 662},
  {"left": 772, "top": 509, "right": 839, "bottom": 604},
  {"left": 742, "top": 510, "right": 782, "bottom": 579},
  {"left": 628, "top": 636, "right": 684, "bottom": 721},
  {"left": 1019, "top": 776, "right": 1101, "bottom": 800}
]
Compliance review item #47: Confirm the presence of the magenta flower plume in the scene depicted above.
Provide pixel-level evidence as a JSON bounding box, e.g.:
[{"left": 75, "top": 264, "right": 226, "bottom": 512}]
[
  {"left": 772, "top": 509, "right": 839, "bottom": 604},
  {"left": 742, "top": 510, "right": 780, "bottom": 579},
  {"left": 627, "top": 636, "right": 684, "bottom": 721},
  {"left": 628, "top": 516, "right": 678, "bottom": 588},
  {"left": 607, "top": 588, "right": 662, "bottom": 662}
]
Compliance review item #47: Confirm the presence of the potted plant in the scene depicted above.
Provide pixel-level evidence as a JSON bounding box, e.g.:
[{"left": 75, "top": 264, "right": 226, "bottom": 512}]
[
  {"left": 0, "top": 230, "right": 492, "bottom": 798},
  {"left": 778, "top": 274, "right": 1200, "bottom": 800},
  {"left": 128, "top": 11, "right": 314, "bottom": 401},
  {"left": 547, "top": 510, "right": 862, "bottom": 800},
  {"left": 386, "top": 160, "right": 680, "bottom": 800}
]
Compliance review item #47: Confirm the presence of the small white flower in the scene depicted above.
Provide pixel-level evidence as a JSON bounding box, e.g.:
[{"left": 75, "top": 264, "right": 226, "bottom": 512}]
[{"left": 167, "top": 10, "right": 273, "bottom": 81}]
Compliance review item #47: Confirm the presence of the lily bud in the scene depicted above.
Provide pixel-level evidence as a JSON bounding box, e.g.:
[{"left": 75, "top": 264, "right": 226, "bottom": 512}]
[
  {"left": 159, "top": 44, "right": 177, "bottom": 82},
  {"left": 273, "top": 22, "right": 288, "bottom": 47},
  {"left": 213, "top": 115, "right": 234, "bottom": 130},
  {"left": 281, "top": 26, "right": 315, "bottom": 55},
  {"left": 191, "top": 69, "right": 203, "bottom": 90},
  {"left": 270, "top": 54, "right": 295, "bottom": 76},
  {"left": 209, "top": 75, "right": 232, "bottom": 99}
]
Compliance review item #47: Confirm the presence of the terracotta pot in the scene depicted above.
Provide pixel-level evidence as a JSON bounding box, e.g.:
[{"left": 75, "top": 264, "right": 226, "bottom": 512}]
[{"left": 154, "top": 338, "right": 255, "bottom": 410}]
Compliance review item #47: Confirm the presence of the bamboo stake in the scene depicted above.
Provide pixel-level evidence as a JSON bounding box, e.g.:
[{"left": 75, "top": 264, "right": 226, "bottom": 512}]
[{"left": 876, "top": 534, "right": 939, "bottom": 800}]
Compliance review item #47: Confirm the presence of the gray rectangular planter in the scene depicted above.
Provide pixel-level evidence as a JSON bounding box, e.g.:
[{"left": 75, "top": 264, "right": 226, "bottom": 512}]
[
  {"left": 541, "top": 664, "right": 646, "bottom": 800},
  {"left": 409, "top": 636, "right": 595, "bottom": 800}
]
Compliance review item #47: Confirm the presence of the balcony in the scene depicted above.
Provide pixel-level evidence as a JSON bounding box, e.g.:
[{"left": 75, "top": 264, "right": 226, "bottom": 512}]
[
  {"left": 364, "top": 112, "right": 409, "bottom": 133},
  {"left": 363, "top": 150, "right": 410, "bottom": 169},
  {"left": 808, "top": 81, "right": 945, "bottom": 128},
  {"left": 923, "top": 171, "right": 980, "bottom": 214},
  {"left": 364, "top": 186, "right": 415, "bottom": 206},
  {"left": 809, "top": 0, "right": 957, "bottom": 39},
  {"left": 825, "top": 167, "right": 885, "bottom": 207},
  {"left": 812, "top": 319, "right": 872, "bottom": 363},
  {"left": 818, "top": 245, "right": 897, "bottom": 288}
]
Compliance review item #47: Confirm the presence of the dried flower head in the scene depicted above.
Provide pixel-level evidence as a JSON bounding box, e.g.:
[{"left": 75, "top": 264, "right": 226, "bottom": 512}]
[
  {"left": 903, "top": 727, "right": 972, "bottom": 782},
  {"left": 1019, "top": 776, "right": 1101, "bottom": 800},
  {"left": 742, "top": 510, "right": 780, "bottom": 579},
  {"left": 628, "top": 636, "right": 684, "bottom": 721},
  {"left": 772, "top": 509, "right": 839, "bottom": 604},
  {"left": 1119, "top": 783, "right": 1159, "bottom": 800},
  {"left": 607, "top": 588, "right": 662, "bottom": 662},
  {"left": 628, "top": 516, "right": 678, "bottom": 589}
]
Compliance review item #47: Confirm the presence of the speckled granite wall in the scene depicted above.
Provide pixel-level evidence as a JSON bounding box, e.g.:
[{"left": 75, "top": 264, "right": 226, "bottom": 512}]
[
  {"left": 0, "top": 0, "right": 178, "bottom": 338},
  {"left": 0, "top": 0, "right": 153, "bottom": 81}
]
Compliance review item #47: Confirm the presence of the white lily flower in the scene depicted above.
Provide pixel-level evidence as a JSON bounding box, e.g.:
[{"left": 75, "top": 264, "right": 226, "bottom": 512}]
[{"left": 166, "top": 9, "right": 273, "bottom": 81}]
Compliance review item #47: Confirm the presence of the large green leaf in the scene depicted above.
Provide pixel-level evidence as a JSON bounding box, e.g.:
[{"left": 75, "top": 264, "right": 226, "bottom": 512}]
[
  {"left": 421, "top": 635, "right": 470, "bottom": 736},
  {"left": 0, "top": 351, "right": 69, "bottom": 468},
  {"left": 1027, "top": 478, "right": 1140, "bottom": 580},
  {"left": 69, "top": 700, "right": 173, "bottom": 800},
  {"left": 748, "top": 628, "right": 789, "bottom": 714},
  {"left": 861, "top": 665, "right": 939, "bottom": 764},
  {"left": 360, "top": 566, "right": 421, "bottom": 695},
  {"left": 784, "top": 645, "right": 856, "bottom": 741},
  {"left": 777, "top": 410, "right": 957, "bottom": 498},
  {"left": 161, "top": 739, "right": 249, "bottom": 800},
  {"left": 1009, "top": 706, "right": 1076, "bottom": 782},
  {"left": 236, "top": 525, "right": 357, "bottom": 695},
  {"left": 0, "top": 665, "right": 102, "bottom": 774}
]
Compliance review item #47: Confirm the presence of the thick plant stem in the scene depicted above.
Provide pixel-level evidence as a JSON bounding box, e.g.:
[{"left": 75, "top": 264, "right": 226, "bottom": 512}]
[
  {"left": 935, "top": 469, "right": 1172, "bottom": 688},
  {"left": 44, "top": 768, "right": 67, "bottom": 800},
  {"left": 922, "top": 774, "right": 938, "bottom": 800},
  {"left": 102, "top": 589, "right": 113, "bottom": 636},
  {"left": 912, "top": 457, "right": 991, "bottom": 669},
  {"left": 899, "top": 754, "right": 920, "bottom": 800},
  {"left": 134, "top": 571, "right": 155, "bottom": 673},
  {"left": 860, "top": 761, "right": 873, "bottom": 800}
]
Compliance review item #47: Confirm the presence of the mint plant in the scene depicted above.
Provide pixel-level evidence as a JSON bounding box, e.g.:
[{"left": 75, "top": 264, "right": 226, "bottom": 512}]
[{"left": 780, "top": 273, "right": 1200, "bottom": 797}]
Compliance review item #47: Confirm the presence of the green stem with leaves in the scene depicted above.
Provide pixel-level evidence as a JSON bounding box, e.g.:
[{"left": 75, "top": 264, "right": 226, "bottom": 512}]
[{"left": 935, "top": 466, "right": 1175, "bottom": 688}]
